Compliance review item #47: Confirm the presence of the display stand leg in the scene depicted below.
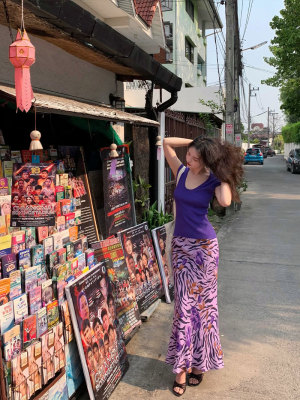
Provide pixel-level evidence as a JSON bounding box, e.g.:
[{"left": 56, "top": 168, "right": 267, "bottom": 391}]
[{"left": 140, "top": 299, "right": 161, "bottom": 322}]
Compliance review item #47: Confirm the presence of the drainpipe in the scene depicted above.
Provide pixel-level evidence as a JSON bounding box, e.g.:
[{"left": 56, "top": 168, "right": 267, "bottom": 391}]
[{"left": 156, "top": 92, "right": 178, "bottom": 213}]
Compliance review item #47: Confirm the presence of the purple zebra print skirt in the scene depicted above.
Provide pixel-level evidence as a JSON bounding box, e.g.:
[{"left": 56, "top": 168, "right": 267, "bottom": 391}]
[{"left": 166, "top": 236, "right": 224, "bottom": 374}]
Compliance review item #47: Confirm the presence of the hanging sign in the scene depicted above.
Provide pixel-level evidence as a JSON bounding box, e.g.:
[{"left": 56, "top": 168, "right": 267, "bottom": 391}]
[
  {"left": 100, "top": 145, "right": 136, "bottom": 236},
  {"left": 58, "top": 146, "right": 100, "bottom": 244}
]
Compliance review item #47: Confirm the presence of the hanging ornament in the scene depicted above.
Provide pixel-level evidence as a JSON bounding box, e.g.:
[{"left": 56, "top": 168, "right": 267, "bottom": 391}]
[
  {"left": 156, "top": 135, "right": 162, "bottom": 160},
  {"left": 9, "top": 1, "right": 35, "bottom": 113},
  {"left": 29, "top": 103, "right": 43, "bottom": 150},
  {"left": 29, "top": 130, "right": 43, "bottom": 150},
  {"left": 109, "top": 143, "right": 119, "bottom": 158}
]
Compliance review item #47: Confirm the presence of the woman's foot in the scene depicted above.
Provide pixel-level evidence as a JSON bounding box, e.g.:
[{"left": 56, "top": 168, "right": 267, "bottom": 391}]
[
  {"left": 172, "top": 371, "right": 186, "bottom": 396},
  {"left": 188, "top": 368, "right": 203, "bottom": 386}
]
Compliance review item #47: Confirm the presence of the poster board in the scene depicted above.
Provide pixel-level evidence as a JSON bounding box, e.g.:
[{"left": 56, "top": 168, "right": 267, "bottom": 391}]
[
  {"left": 58, "top": 146, "right": 100, "bottom": 244},
  {"left": 65, "top": 263, "right": 128, "bottom": 400},
  {"left": 11, "top": 163, "right": 57, "bottom": 227},
  {"left": 91, "top": 237, "right": 141, "bottom": 339},
  {"left": 100, "top": 145, "right": 136, "bottom": 236},
  {"left": 118, "top": 222, "right": 163, "bottom": 314},
  {"left": 152, "top": 225, "right": 174, "bottom": 304}
]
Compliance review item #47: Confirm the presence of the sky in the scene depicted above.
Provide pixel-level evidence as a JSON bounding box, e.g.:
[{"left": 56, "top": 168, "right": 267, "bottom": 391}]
[{"left": 206, "top": 0, "right": 285, "bottom": 132}]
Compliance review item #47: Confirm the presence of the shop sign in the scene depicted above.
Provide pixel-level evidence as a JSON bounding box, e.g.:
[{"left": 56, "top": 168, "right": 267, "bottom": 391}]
[{"left": 11, "top": 162, "right": 57, "bottom": 227}]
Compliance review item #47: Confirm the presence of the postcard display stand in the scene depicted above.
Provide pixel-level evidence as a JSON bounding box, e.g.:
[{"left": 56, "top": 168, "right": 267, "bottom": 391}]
[
  {"left": 0, "top": 144, "right": 174, "bottom": 400},
  {"left": 0, "top": 146, "right": 101, "bottom": 400}
]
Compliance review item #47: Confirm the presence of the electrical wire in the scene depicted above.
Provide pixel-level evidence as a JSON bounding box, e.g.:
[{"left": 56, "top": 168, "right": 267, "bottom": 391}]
[
  {"left": 239, "top": 0, "right": 244, "bottom": 30},
  {"left": 244, "top": 64, "right": 275, "bottom": 74},
  {"left": 241, "top": 0, "right": 254, "bottom": 42}
]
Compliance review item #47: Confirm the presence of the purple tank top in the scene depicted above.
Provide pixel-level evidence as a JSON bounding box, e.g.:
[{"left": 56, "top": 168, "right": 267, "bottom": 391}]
[{"left": 173, "top": 164, "right": 221, "bottom": 239}]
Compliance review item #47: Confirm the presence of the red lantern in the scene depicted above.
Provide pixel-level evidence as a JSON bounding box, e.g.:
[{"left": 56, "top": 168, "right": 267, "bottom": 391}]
[{"left": 9, "top": 29, "right": 35, "bottom": 113}]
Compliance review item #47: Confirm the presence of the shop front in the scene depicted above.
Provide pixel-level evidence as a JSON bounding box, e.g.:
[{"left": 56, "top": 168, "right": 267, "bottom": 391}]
[{"left": 0, "top": 85, "right": 177, "bottom": 400}]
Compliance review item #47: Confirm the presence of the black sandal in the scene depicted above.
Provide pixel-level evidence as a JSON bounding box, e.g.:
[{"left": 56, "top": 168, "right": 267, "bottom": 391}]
[
  {"left": 188, "top": 372, "right": 203, "bottom": 386},
  {"left": 172, "top": 380, "right": 186, "bottom": 397}
]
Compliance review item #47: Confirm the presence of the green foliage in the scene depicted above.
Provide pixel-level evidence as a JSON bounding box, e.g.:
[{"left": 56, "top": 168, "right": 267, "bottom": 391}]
[
  {"left": 281, "top": 122, "right": 300, "bottom": 143},
  {"left": 262, "top": 1, "right": 300, "bottom": 121},
  {"left": 251, "top": 138, "right": 260, "bottom": 144},
  {"left": 237, "top": 178, "right": 248, "bottom": 194},
  {"left": 273, "top": 134, "right": 284, "bottom": 151},
  {"left": 280, "top": 79, "right": 300, "bottom": 123},
  {"left": 142, "top": 201, "right": 173, "bottom": 230},
  {"left": 132, "top": 175, "right": 151, "bottom": 208},
  {"left": 198, "top": 98, "right": 224, "bottom": 136},
  {"left": 133, "top": 177, "right": 173, "bottom": 228}
]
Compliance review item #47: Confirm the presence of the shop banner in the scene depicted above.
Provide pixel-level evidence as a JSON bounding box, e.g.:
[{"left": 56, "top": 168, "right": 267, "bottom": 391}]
[
  {"left": 65, "top": 263, "right": 128, "bottom": 400},
  {"left": 152, "top": 225, "right": 174, "bottom": 304},
  {"left": 58, "top": 146, "right": 100, "bottom": 244},
  {"left": 118, "top": 222, "right": 163, "bottom": 314},
  {"left": 100, "top": 146, "right": 136, "bottom": 236},
  {"left": 11, "top": 163, "right": 57, "bottom": 227},
  {"left": 91, "top": 237, "right": 141, "bottom": 339}
]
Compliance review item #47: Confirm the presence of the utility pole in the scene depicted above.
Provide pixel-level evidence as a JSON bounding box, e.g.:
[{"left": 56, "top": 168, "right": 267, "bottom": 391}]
[
  {"left": 247, "top": 83, "right": 259, "bottom": 147},
  {"left": 271, "top": 112, "right": 278, "bottom": 142},
  {"left": 225, "top": 0, "right": 235, "bottom": 144},
  {"left": 234, "top": 0, "right": 241, "bottom": 146},
  {"left": 267, "top": 107, "right": 270, "bottom": 146},
  {"left": 267, "top": 108, "right": 275, "bottom": 146}
]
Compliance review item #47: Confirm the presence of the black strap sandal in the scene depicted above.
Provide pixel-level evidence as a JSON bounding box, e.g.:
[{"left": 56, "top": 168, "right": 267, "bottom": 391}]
[
  {"left": 188, "top": 372, "right": 203, "bottom": 386},
  {"left": 172, "top": 380, "right": 186, "bottom": 397}
]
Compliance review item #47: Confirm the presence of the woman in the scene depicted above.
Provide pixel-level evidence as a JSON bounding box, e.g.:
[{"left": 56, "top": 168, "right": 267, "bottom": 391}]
[{"left": 163, "top": 136, "right": 243, "bottom": 396}]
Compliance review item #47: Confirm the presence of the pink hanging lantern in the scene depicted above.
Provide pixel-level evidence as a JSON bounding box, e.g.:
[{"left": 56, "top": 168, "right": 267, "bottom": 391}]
[{"left": 9, "top": 29, "right": 35, "bottom": 113}]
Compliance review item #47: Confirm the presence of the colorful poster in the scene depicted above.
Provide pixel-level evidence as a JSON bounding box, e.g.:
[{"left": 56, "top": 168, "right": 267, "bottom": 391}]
[
  {"left": 152, "top": 225, "right": 175, "bottom": 303},
  {"left": 118, "top": 222, "right": 163, "bottom": 313},
  {"left": 58, "top": 146, "right": 100, "bottom": 244},
  {"left": 100, "top": 145, "right": 136, "bottom": 236},
  {"left": 92, "top": 237, "right": 141, "bottom": 339},
  {"left": 11, "top": 163, "right": 57, "bottom": 227},
  {"left": 65, "top": 263, "right": 128, "bottom": 400}
]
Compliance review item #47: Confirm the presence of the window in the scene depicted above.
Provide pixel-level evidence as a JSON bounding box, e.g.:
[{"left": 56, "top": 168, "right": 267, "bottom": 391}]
[
  {"left": 185, "top": 37, "right": 194, "bottom": 63},
  {"left": 164, "top": 22, "right": 173, "bottom": 39},
  {"left": 161, "top": 0, "right": 173, "bottom": 11},
  {"left": 186, "top": 0, "right": 194, "bottom": 22},
  {"left": 164, "top": 23, "right": 173, "bottom": 63},
  {"left": 197, "top": 55, "right": 205, "bottom": 75}
]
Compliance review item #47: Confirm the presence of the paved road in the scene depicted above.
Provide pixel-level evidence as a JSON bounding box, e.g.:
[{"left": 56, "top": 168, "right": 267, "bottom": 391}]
[{"left": 107, "top": 155, "right": 300, "bottom": 400}]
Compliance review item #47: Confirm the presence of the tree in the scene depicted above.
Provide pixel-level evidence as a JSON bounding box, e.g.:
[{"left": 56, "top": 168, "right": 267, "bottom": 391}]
[{"left": 262, "top": 0, "right": 300, "bottom": 121}]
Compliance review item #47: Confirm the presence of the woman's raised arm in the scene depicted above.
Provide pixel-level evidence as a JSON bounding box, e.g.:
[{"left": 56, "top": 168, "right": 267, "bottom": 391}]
[{"left": 163, "top": 137, "right": 192, "bottom": 176}]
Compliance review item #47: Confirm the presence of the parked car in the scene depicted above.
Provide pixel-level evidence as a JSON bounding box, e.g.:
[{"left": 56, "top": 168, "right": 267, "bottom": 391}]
[
  {"left": 252, "top": 145, "right": 267, "bottom": 158},
  {"left": 265, "top": 147, "right": 276, "bottom": 157},
  {"left": 244, "top": 148, "right": 264, "bottom": 165},
  {"left": 286, "top": 149, "right": 300, "bottom": 174}
]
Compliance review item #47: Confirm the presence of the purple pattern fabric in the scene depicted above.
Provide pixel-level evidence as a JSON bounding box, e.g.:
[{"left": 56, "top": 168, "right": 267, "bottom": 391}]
[{"left": 166, "top": 236, "right": 224, "bottom": 374}]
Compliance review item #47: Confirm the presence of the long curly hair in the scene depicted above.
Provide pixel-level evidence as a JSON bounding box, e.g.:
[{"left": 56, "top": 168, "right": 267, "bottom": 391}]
[{"left": 188, "top": 137, "right": 244, "bottom": 202}]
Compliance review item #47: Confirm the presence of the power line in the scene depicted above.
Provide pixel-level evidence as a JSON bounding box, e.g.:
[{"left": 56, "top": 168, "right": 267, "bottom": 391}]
[
  {"left": 241, "top": 0, "right": 254, "bottom": 42},
  {"left": 244, "top": 64, "right": 275, "bottom": 74}
]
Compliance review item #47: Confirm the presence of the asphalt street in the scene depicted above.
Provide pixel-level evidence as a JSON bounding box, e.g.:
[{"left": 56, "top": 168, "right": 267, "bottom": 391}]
[{"left": 106, "top": 155, "right": 300, "bottom": 400}]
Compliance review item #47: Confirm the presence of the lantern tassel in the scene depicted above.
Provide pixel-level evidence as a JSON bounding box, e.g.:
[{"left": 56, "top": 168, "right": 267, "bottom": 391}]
[{"left": 15, "top": 66, "right": 34, "bottom": 112}]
